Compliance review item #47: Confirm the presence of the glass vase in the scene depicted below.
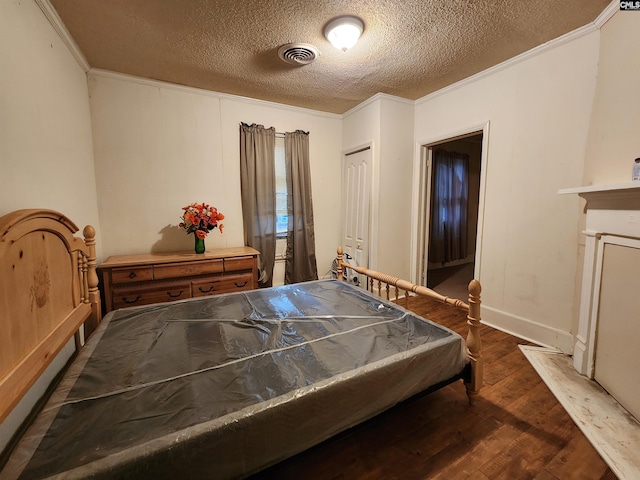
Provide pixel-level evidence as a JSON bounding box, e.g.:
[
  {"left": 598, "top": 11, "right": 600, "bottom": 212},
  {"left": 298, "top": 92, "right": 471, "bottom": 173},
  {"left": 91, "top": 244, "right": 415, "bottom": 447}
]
[{"left": 194, "top": 235, "right": 205, "bottom": 254}]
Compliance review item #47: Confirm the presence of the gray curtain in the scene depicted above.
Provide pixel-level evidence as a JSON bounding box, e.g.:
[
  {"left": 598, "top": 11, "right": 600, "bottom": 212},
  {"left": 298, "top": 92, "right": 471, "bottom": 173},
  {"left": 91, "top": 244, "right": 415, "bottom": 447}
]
[
  {"left": 429, "top": 149, "right": 469, "bottom": 264},
  {"left": 240, "top": 123, "right": 276, "bottom": 287},
  {"left": 284, "top": 130, "right": 318, "bottom": 284}
]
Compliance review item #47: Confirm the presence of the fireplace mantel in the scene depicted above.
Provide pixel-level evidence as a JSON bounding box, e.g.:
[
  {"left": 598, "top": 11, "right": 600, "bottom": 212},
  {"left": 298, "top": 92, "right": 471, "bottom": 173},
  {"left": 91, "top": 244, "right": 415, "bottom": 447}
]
[
  {"left": 558, "top": 181, "right": 640, "bottom": 199},
  {"left": 522, "top": 182, "right": 640, "bottom": 479},
  {"left": 559, "top": 181, "right": 640, "bottom": 376}
]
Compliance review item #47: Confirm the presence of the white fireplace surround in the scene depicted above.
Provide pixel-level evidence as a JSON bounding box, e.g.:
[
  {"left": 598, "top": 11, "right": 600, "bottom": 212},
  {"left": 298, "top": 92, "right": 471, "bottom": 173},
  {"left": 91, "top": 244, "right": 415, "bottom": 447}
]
[
  {"left": 558, "top": 182, "right": 640, "bottom": 377},
  {"left": 519, "top": 182, "right": 640, "bottom": 479}
]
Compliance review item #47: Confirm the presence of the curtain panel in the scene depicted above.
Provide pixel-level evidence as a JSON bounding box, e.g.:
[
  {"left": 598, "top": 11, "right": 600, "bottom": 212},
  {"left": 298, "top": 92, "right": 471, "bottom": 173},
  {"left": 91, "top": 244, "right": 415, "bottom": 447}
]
[
  {"left": 239, "top": 123, "right": 276, "bottom": 287},
  {"left": 429, "top": 149, "right": 469, "bottom": 264},
  {"left": 284, "top": 130, "right": 318, "bottom": 284}
]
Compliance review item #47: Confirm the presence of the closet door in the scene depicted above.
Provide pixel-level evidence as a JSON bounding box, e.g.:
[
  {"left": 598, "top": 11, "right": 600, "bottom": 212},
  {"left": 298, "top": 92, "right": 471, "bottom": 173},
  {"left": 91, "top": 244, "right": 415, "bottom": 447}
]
[{"left": 342, "top": 147, "right": 371, "bottom": 286}]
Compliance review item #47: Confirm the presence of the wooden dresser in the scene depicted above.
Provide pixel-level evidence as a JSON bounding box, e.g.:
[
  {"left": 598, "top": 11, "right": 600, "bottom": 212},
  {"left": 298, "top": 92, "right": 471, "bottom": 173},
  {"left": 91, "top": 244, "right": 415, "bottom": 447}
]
[{"left": 99, "top": 247, "right": 259, "bottom": 313}]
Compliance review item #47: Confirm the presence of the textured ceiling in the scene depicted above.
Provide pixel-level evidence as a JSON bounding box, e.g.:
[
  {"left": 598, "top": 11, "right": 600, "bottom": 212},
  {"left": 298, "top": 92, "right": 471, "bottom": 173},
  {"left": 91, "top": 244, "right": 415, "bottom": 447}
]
[{"left": 49, "top": 0, "right": 611, "bottom": 114}]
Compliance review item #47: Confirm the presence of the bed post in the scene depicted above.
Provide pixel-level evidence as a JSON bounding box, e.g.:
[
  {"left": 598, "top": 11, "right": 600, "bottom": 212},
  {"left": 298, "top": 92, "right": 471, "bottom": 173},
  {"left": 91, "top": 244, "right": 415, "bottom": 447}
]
[
  {"left": 83, "top": 225, "right": 101, "bottom": 337},
  {"left": 336, "top": 246, "right": 344, "bottom": 281},
  {"left": 464, "top": 279, "right": 483, "bottom": 405}
]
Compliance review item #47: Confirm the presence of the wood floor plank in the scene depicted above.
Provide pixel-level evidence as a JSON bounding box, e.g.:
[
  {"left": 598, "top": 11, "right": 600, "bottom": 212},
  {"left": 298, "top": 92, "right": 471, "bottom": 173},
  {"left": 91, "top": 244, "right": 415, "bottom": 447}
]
[
  {"left": 533, "top": 470, "right": 561, "bottom": 480},
  {"left": 428, "top": 421, "right": 523, "bottom": 480},
  {"left": 251, "top": 295, "right": 617, "bottom": 480},
  {"left": 483, "top": 348, "right": 534, "bottom": 385},
  {"left": 467, "top": 472, "right": 492, "bottom": 480},
  {"left": 544, "top": 433, "right": 613, "bottom": 480},
  {"left": 478, "top": 403, "right": 577, "bottom": 479}
]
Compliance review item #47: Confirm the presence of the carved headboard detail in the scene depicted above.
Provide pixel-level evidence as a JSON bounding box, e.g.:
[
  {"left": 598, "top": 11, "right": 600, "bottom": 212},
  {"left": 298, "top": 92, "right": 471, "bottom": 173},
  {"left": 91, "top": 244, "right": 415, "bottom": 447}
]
[{"left": 0, "top": 209, "right": 100, "bottom": 424}]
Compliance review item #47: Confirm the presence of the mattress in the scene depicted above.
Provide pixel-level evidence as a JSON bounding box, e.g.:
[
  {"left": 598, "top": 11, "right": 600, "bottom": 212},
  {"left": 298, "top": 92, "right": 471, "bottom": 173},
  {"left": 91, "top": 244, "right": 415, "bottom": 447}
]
[{"left": 2, "top": 280, "right": 468, "bottom": 480}]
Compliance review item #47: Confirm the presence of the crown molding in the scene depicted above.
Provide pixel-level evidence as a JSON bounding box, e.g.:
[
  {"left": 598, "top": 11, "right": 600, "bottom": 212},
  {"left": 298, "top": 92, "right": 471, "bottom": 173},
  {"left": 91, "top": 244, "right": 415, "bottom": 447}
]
[
  {"left": 595, "top": 1, "right": 619, "bottom": 28},
  {"left": 343, "top": 92, "right": 413, "bottom": 117},
  {"left": 88, "top": 69, "right": 342, "bottom": 120},
  {"left": 34, "top": 0, "right": 89, "bottom": 71},
  {"left": 416, "top": 18, "right": 604, "bottom": 106},
  {"left": 37, "top": 0, "right": 616, "bottom": 118}
]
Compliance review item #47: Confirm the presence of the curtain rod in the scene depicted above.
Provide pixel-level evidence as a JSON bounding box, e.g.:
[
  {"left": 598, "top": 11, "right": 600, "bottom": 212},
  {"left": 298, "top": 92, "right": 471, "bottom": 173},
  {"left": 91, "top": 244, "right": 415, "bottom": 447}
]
[
  {"left": 275, "top": 132, "right": 309, "bottom": 137},
  {"left": 240, "top": 123, "right": 307, "bottom": 137}
]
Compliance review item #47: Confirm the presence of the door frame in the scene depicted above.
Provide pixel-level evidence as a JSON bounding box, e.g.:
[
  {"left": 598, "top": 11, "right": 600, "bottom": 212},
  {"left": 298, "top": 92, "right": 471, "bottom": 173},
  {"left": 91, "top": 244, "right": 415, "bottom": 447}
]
[{"left": 410, "top": 121, "right": 490, "bottom": 285}]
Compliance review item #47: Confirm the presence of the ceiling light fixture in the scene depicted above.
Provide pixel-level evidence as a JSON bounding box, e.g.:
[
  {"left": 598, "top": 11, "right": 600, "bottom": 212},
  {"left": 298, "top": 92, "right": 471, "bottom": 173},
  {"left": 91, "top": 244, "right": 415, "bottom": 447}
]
[{"left": 324, "top": 16, "right": 364, "bottom": 52}]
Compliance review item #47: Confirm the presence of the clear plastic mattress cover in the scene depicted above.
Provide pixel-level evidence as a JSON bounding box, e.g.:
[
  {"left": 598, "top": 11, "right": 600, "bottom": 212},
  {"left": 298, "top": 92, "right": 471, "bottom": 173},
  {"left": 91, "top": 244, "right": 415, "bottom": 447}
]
[{"left": 3, "top": 280, "right": 467, "bottom": 480}]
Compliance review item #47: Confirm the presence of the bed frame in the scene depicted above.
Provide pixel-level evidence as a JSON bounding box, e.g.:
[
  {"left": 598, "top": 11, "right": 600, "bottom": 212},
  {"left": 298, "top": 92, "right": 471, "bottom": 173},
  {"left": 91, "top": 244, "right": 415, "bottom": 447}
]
[
  {"left": 0, "top": 208, "right": 482, "bottom": 474},
  {"left": 0, "top": 209, "right": 100, "bottom": 426},
  {"left": 336, "top": 246, "right": 483, "bottom": 404}
]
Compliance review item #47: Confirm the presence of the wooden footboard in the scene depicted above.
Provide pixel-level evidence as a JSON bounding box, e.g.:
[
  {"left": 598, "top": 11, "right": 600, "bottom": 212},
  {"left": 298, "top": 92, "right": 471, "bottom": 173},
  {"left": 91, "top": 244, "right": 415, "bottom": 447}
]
[{"left": 336, "top": 246, "right": 483, "bottom": 404}]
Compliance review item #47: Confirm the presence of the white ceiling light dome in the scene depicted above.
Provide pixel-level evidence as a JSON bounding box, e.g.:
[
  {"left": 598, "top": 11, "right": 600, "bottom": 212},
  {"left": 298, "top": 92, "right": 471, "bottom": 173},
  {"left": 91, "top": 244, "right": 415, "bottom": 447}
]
[{"left": 324, "top": 16, "right": 364, "bottom": 52}]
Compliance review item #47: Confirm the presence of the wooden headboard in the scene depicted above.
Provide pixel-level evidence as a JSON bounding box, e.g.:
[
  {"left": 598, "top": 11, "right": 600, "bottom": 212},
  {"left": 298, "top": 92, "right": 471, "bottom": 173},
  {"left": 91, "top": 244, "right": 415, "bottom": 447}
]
[{"left": 0, "top": 209, "right": 100, "bottom": 424}]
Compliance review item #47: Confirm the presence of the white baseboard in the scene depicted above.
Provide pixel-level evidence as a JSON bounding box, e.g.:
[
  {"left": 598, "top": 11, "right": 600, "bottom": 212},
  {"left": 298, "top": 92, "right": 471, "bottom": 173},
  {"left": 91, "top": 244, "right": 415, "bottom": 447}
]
[{"left": 481, "top": 305, "right": 574, "bottom": 354}]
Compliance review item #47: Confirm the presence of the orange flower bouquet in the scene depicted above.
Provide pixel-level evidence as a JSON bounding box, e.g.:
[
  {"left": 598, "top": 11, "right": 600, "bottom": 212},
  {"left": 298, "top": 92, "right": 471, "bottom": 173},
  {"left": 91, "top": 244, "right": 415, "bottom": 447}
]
[{"left": 179, "top": 202, "right": 224, "bottom": 250}]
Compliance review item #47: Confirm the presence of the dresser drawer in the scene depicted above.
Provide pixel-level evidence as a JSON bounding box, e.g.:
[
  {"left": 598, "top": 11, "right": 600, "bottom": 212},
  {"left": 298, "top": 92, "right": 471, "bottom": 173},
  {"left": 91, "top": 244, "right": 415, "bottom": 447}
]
[
  {"left": 111, "top": 266, "right": 154, "bottom": 284},
  {"left": 113, "top": 283, "right": 191, "bottom": 309},
  {"left": 154, "top": 259, "right": 223, "bottom": 279},
  {"left": 192, "top": 273, "right": 253, "bottom": 297},
  {"left": 224, "top": 256, "right": 255, "bottom": 272},
  {"left": 100, "top": 247, "right": 258, "bottom": 314}
]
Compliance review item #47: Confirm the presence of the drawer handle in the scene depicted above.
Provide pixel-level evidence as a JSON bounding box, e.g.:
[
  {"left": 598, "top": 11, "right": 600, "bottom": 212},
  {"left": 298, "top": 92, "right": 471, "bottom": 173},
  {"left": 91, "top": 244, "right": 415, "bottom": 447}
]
[
  {"left": 198, "top": 286, "right": 216, "bottom": 293},
  {"left": 122, "top": 295, "right": 141, "bottom": 304},
  {"left": 234, "top": 281, "right": 248, "bottom": 288},
  {"left": 128, "top": 271, "right": 137, "bottom": 279},
  {"left": 167, "top": 290, "right": 184, "bottom": 298}
]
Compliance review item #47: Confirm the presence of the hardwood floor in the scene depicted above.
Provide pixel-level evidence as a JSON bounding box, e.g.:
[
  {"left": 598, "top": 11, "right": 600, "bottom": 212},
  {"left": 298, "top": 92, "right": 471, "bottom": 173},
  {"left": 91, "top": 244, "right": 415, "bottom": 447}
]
[
  {"left": 251, "top": 295, "right": 617, "bottom": 480},
  {"left": 427, "top": 263, "right": 474, "bottom": 301}
]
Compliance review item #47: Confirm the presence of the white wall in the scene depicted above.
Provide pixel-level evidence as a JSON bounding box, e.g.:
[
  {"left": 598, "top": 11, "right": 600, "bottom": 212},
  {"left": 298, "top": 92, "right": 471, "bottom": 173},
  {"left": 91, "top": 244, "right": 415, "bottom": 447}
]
[
  {"left": 571, "top": 11, "right": 640, "bottom": 337},
  {"left": 89, "top": 72, "right": 342, "bottom": 274},
  {"left": 341, "top": 95, "right": 415, "bottom": 280},
  {"left": 583, "top": 11, "right": 640, "bottom": 185},
  {"left": 342, "top": 97, "right": 382, "bottom": 153},
  {"left": 378, "top": 97, "right": 415, "bottom": 279},
  {"left": 413, "top": 31, "right": 601, "bottom": 352},
  {"left": 0, "top": 1, "right": 100, "bottom": 239},
  {"left": 0, "top": 0, "right": 100, "bottom": 454}
]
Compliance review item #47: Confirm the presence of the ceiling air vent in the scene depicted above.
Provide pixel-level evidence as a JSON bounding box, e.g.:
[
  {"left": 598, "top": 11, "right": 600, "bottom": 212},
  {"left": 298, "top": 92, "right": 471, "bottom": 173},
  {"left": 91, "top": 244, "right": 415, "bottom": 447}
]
[{"left": 278, "top": 43, "right": 319, "bottom": 65}]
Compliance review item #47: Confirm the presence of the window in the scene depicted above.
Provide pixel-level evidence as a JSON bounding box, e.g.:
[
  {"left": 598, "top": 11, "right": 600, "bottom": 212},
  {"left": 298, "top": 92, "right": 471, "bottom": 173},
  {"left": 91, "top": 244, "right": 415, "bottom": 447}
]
[
  {"left": 240, "top": 123, "right": 317, "bottom": 286},
  {"left": 429, "top": 149, "right": 469, "bottom": 264},
  {"left": 274, "top": 135, "right": 288, "bottom": 236}
]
